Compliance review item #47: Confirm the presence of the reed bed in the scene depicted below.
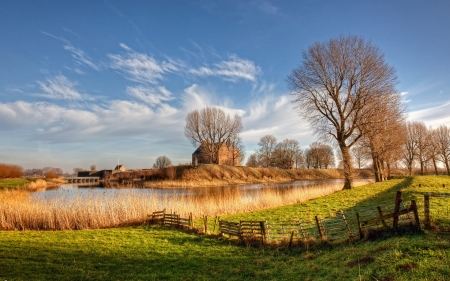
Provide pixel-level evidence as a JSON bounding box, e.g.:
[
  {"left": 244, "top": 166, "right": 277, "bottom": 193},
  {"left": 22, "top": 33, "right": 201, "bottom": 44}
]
[
  {"left": 23, "top": 179, "right": 47, "bottom": 191},
  {"left": 0, "top": 180, "right": 369, "bottom": 230}
]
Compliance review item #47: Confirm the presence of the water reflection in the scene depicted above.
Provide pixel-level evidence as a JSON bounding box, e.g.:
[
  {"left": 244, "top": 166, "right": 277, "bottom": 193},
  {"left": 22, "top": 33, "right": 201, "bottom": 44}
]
[{"left": 32, "top": 179, "right": 373, "bottom": 201}]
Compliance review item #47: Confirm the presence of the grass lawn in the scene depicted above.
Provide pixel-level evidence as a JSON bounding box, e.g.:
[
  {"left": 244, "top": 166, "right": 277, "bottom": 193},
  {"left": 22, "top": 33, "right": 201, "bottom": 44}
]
[
  {"left": 0, "top": 178, "right": 31, "bottom": 190},
  {"left": 1, "top": 175, "right": 450, "bottom": 280}
]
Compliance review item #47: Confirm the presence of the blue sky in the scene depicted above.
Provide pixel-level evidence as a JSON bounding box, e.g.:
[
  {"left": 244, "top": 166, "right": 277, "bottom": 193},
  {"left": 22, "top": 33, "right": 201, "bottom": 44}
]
[{"left": 1, "top": 1, "right": 450, "bottom": 172}]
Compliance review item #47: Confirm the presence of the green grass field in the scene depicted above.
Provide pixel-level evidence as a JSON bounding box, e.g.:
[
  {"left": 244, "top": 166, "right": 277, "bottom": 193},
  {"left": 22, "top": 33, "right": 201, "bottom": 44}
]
[
  {"left": 0, "top": 178, "right": 31, "bottom": 190},
  {"left": 1, "top": 175, "right": 450, "bottom": 280}
]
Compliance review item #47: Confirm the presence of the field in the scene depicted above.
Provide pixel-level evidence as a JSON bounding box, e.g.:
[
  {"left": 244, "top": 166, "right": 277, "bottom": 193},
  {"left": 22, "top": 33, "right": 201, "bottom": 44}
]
[
  {"left": 1, "top": 176, "right": 450, "bottom": 280},
  {"left": 0, "top": 178, "right": 31, "bottom": 190}
]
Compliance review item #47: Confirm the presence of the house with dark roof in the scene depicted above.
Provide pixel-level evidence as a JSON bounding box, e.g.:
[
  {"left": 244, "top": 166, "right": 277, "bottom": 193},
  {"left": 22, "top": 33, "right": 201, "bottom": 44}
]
[{"left": 114, "top": 165, "right": 126, "bottom": 172}]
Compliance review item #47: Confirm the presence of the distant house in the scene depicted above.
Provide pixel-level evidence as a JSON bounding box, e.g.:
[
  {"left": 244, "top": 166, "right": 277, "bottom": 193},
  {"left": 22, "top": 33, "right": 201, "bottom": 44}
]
[
  {"left": 114, "top": 165, "right": 126, "bottom": 172},
  {"left": 192, "top": 142, "right": 240, "bottom": 166},
  {"left": 77, "top": 170, "right": 112, "bottom": 179}
]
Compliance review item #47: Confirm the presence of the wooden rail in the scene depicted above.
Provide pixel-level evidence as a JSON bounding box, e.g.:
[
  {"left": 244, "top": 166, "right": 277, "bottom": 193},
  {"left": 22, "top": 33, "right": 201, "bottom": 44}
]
[{"left": 417, "top": 192, "right": 450, "bottom": 228}]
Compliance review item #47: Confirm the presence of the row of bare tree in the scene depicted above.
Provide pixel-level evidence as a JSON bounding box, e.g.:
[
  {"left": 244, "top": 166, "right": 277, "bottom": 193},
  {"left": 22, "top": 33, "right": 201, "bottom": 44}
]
[
  {"left": 246, "top": 135, "right": 335, "bottom": 169},
  {"left": 351, "top": 122, "right": 450, "bottom": 179},
  {"left": 246, "top": 135, "right": 302, "bottom": 169}
]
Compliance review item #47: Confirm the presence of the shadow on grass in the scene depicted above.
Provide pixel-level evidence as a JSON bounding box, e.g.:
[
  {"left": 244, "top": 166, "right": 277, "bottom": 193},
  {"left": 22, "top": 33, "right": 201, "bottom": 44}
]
[
  {"left": 0, "top": 227, "right": 274, "bottom": 281},
  {"left": 341, "top": 176, "right": 414, "bottom": 213}
]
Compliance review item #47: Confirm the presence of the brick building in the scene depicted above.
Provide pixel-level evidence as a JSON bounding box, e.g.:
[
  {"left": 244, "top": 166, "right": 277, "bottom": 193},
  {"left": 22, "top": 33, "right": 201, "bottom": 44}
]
[{"left": 192, "top": 142, "right": 240, "bottom": 166}]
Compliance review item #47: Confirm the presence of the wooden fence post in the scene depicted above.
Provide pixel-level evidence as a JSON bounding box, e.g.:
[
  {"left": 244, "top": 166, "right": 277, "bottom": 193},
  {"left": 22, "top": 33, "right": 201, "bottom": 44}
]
[
  {"left": 315, "top": 216, "right": 326, "bottom": 241},
  {"left": 260, "top": 221, "right": 267, "bottom": 243},
  {"left": 377, "top": 206, "right": 388, "bottom": 228},
  {"left": 288, "top": 231, "right": 295, "bottom": 248},
  {"left": 189, "top": 212, "right": 193, "bottom": 229},
  {"left": 410, "top": 200, "right": 420, "bottom": 229},
  {"left": 340, "top": 210, "right": 353, "bottom": 239},
  {"left": 393, "top": 191, "right": 402, "bottom": 228},
  {"left": 356, "top": 213, "right": 363, "bottom": 239},
  {"left": 203, "top": 215, "right": 208, "bottom": 234},
  {"left": 213, "top": 216, "right": 219, "bottom": 232},
  {"left": 424, "top": 195, "right": 430, "bottom": 228}
]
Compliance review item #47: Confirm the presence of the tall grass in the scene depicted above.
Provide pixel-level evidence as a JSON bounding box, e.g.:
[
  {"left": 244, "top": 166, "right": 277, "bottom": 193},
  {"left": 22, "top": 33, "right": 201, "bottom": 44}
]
[
  {"left": 141, "top": 165, "right": 360, "bottom": 188},
  {"left": 0, "top": 180, "right": 369, "bottom": 230}
]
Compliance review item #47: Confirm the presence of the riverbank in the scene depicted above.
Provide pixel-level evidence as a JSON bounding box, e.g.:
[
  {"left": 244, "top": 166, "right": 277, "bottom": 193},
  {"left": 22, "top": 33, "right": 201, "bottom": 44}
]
[
  {"left": 2, "top": 176, "right": 450, "bottom": 280},
  {"left": 137, "top": 165, "right": 373, "bottom": 188},
  {"left": 0, "top": 178, "right": 67, "bottom": 191}
]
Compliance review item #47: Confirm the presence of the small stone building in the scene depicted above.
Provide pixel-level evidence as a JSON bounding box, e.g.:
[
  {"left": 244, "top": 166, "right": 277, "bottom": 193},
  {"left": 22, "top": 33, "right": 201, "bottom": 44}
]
[
  {"left": 114, "top": 165, "right": 126, "bottom": 172},
  {"left": 192, "top": 142, "right": 240, "bottom": 166}
]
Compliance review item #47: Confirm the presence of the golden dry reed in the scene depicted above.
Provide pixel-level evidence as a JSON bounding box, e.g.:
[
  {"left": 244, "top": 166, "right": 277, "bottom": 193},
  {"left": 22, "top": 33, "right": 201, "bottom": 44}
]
[{"left": 0, "top": 180, "right": 369, "bottom": 230}]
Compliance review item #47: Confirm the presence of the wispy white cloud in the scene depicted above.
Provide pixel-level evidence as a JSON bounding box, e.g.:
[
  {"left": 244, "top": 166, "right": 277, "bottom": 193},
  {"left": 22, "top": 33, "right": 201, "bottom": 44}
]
[
  {"left": 189, "top": 55, "right": 261, "bottom": 82},
  {"left": 408, "top": 101, "right": 450, "bottom": 128},
  {"left": 36, "top": 75, "right": 92, "bottom": 100},
  {"left": 108, "top": 46, "right": 181, "bottom": 84},
  {"left": 40, "top": 31, "right": 70, "bottom": 44},
  {"left": 64, "top": 45, "right": 100, "bottom": 71},
  {"left": 126, "top": 85, "right": 174, "bottom": 106}
]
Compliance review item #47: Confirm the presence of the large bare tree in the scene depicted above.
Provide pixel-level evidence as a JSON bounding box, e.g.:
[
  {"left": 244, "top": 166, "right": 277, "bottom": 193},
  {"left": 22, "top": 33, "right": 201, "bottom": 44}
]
[
  {"left": 288, "top": 35, "right": 398, "bottom": 189},
  {"left": 185, "top": 106, "right": 243, "bottom": 164}
]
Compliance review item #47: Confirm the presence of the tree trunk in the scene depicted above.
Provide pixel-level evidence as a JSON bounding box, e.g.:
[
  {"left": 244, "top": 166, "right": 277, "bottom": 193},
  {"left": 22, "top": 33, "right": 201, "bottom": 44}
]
[
  {"left": 445, "top": 159, "right": 450, "bottom": 176},
  {"left": 387, "top": 162, "right": 391, "bottom": 180},
  {"left": 419, "top": 153, "right": 424, "bottom": 175},
  {"left": 432, "top": 156, "right": 438, "bottom": 175},
  {"left": 339, "top": 144, "right": 354, "bottom": 189}
]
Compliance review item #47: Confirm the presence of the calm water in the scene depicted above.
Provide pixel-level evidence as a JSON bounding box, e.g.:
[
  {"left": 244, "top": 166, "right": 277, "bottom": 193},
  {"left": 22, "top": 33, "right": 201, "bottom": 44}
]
[{"left": 31, "top": 179, "right": 374, "bottom": 201}]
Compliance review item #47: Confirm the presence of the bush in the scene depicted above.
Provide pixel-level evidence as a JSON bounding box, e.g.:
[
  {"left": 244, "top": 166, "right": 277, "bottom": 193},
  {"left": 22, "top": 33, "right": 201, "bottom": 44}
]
[
  {"left": 44, "top": 171, "right": 58, "bottom": 179},
  {"left": 0, "top": 163, "right": 24, "bottom": 179}
]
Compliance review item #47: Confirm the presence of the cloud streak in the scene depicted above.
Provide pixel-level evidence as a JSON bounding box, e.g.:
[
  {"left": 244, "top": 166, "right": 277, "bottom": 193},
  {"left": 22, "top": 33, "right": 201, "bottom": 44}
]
[
  {"left": 108, "top": 44, "right": 180, "bottom": 84},
  {"left": 126, "top": 85, "right": 174, "bottom": 107},
  {"left": 36, "top": 75, "right": 92, "bottom": 101},
  {"left": 64, "top": 45, "right": 100, "bottom": 71},
  {"left": 189, "top": 55, "right": 261, "bottom": 82}
]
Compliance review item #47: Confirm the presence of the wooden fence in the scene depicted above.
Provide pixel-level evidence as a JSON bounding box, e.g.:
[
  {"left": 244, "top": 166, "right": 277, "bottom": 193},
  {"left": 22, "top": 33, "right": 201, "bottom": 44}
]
[
  {"left": 148, "top": 209, "right": 194, "bottom": 229},
  {"left": 147, "top": 191, "right": 421, "bottom": 245},
  {"left": 418, "top": 192, "right": 450, "bottom": 231}
]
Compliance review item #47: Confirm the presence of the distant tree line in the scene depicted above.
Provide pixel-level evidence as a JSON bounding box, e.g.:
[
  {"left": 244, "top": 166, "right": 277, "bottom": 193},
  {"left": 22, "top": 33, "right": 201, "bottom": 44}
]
[
  {"left": 304, "top": 142, "right": 335, "bottom": 169},
  {"left": 246, "top": 135, "right": 336, "bottom": 170},
  {"left": 23, "top": 167, "right": 65, "bottom": 178}
]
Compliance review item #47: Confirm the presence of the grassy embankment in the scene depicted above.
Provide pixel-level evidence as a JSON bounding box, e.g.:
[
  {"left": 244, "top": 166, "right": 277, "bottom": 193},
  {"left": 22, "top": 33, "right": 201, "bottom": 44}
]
[
  {"left": 1, "top": 176, "right": 450, "bottom": 280},
  {"left": 0, "top": 178, "right": 48, "bottom": 191},
  {"left": 139, "top": 164, "right": 373, "bottom": 188}
]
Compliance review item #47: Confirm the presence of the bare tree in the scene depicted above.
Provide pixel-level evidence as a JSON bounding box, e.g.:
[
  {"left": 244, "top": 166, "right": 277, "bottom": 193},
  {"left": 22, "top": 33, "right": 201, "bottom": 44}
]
[
  {"left": 351, "top": 143, "right": 369, "bottom": 170},
  {"left": 272, "top": 139, "right": 301, "bottom": 169},
  {"left": 360, "top": 95, "right": 406, "bottom": 181},
  {"left": 426, "top": 128, "right": 440, "bottom": 175},
  {"left": 185, "top": 107, "right": 243, "bottom": 164},
  {"left": 153, "top": 156, "right": 172, "bottom": 169},
  {"left": 90, "top": 165, "right": 96, "bottom": 171},
  {"left": 42, "top": 167, "right": 63, "bottom": 175},
  {"left": 410, "top": 122, "right": 429, "bottom": 175},
  {"left": 288, "top": 35, "right": 398, "bottom": 189},
  {"left": 402, "top": 122, "right": 417, "bottom": 175},
  {"left": 227, "top": 135, "right": 245, "bottom": 166},
  {"left": 246, "top": 153, "right": 258, "bottom": 167},
  {"left": 434, "top": 125, "right": 450, "bottom": 175},
  {"left": 305, "top": 142, "right": 335, "bottom": 169},
  {"left": 256, "top": 135, "right": 277, "bottom": 168}
]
